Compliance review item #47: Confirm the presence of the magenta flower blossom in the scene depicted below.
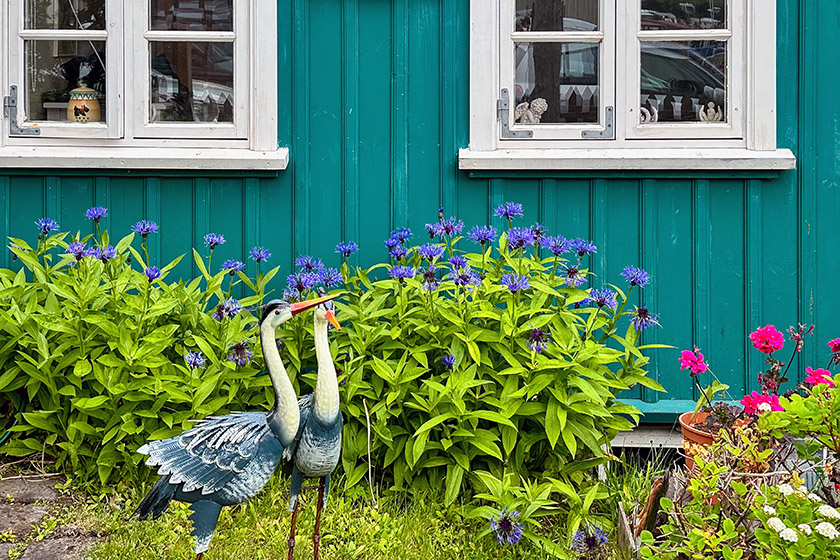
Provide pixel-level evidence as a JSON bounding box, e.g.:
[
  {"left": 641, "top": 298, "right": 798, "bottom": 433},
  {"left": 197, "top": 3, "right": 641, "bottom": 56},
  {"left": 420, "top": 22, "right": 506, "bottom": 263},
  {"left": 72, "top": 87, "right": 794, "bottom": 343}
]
[
  {"left": 805, "top": 367, "right": 835, "bottom": 388},
  {"left": 679, "top": 349, "right": 708, "bottom": 377},
  {"left": 741, "top": 391, "right": 784, "bottom": 414},
  {"left": 749, "top": 325, "right": 785, "bottom": 354}
]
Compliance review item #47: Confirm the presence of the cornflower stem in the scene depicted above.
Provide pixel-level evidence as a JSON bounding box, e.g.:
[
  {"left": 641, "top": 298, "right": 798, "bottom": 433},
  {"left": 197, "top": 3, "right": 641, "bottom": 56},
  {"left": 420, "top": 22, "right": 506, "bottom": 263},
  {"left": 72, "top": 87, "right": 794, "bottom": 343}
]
[
  {"left": 94, "top": 223, "right": 102, "bottom": 246},
  {"left": 138, "top": 280, "right": 151, "bottom": 337},
  {"left": 596, "top": 285, "right": 635, "bottom": 344},
  {"left": 141, "top": 239, "right": 150, "bottom": 268},
  {"left": 549, "top": 256, "right": 558, "bottom": 284},
  {"left": 518, "top": 250, "right": 523, "bottom": 276},
  {"left": 480, "top": 242, "right": 487, "bottom": 275}
]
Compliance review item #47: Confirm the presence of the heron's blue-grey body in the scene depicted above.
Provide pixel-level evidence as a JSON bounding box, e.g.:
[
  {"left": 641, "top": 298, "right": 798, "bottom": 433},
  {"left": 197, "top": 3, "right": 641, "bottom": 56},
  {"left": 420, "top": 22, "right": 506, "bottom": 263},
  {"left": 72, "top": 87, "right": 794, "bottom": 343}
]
[{"left": 133, "top": 296, "right": 335, "bottom": 558}]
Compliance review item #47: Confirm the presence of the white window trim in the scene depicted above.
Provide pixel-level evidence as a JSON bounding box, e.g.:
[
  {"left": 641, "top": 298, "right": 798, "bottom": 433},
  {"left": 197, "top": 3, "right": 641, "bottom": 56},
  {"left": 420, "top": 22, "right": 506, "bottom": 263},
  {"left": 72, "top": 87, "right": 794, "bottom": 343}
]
[
  {"left": 460, "top": 0, "right": 796, "bottom": 171},
  {"left": 0, "top": 0, "right": 286, "bottom": 171}
]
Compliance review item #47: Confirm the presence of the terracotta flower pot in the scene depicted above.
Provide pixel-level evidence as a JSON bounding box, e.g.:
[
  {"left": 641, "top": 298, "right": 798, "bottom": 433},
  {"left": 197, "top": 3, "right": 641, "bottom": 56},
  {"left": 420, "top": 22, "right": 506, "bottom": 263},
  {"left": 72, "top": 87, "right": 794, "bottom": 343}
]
[{"left": 679, "top": 411, "right": 714, "bottom": 471}]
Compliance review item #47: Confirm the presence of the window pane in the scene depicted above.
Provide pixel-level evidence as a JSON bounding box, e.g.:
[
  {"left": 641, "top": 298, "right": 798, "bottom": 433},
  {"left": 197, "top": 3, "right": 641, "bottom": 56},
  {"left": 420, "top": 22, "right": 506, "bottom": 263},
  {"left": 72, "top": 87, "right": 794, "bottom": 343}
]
[
  {"left": 150, "top": 42, "right": 234, "bottom": 123},
  {"left": 514, "top": 42, "right": 599, "bottom": 124},
  {"left": 24, "top": 40, "right": 106, "bottom": 122},
  {"left": 151, "top": 0, "right": 232, "bottom": 31},
  {"left": 25, "top": 0, "right": 105, "bottom": 30},
  {"left": 641, "top": 0, "right": 726, "bottom": 30},
  {"left": 640, "top": 41, "right": 726, "bottom": 123},
  {"left": 515, "top": 0, "right": 599, "bottom": 32}
]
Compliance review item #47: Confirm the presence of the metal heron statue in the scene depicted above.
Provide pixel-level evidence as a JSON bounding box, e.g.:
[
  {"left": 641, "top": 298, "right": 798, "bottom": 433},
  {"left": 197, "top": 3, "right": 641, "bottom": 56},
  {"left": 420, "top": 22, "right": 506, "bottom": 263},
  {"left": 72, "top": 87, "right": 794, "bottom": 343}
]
[
  {"left": 284, "top": 294, "right": 342, "bottom": 560},
  {"left": 133, "top": 294, "right": 337, "bottom": 559}
]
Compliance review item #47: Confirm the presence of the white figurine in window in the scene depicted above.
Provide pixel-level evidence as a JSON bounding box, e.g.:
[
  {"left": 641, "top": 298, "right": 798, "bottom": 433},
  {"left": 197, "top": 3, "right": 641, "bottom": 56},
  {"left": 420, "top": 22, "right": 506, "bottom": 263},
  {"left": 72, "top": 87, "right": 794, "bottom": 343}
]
[
  {"left": 699, "top": 101, "right": 723, "bottom": 122},
  {"left": 514, "top": 98, "right": 548, "bottom": 124}
]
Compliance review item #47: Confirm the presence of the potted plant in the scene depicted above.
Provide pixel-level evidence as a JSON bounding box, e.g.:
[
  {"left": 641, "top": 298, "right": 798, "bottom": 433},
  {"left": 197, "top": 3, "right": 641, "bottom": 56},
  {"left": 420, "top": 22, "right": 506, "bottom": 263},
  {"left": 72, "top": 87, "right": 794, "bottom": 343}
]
[{"left": 678, "top": 324, "right": 810, "bottom": 469}]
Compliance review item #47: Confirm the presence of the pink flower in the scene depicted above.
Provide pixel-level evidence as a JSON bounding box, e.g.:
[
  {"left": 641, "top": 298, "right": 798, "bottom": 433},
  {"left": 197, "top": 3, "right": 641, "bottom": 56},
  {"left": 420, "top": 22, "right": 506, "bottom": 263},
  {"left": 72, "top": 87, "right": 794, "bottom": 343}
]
[
  {"left": 679, "top": 349, "right": 708, "bottom": 377},
  {"left": 749, "top": 325, "right": 785, "bottom": 354},
  {"left": 805, "top": 366, "right": 835, "bottom": 388},
  {"left": 828, "top": 339, "right": 840, "bottom": 353},
  {"left": 741, "top": 391, "right": 784, "bottom": 414}
]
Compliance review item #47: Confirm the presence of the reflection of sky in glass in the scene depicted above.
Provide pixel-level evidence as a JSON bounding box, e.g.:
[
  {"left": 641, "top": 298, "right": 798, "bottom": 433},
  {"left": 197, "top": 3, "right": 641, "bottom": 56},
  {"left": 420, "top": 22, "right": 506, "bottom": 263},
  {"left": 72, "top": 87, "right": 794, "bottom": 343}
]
[
  {"left": 514, "top": 42, "right": 599, "bottom": 124},
  {"left": 151, "top": 0, "right": 233, "bottom": 31},
  {"left": 150, "top": 42, "right": 234, "bottom": 123},
  {"left": 641, "top": 0, "right": 726, "bottom": 30},
  {"left": 515, "top": 0, "right": 599, "bottom": 31},
  {"left": 640, "top": 41, "right": 726, "bottom": 122}
]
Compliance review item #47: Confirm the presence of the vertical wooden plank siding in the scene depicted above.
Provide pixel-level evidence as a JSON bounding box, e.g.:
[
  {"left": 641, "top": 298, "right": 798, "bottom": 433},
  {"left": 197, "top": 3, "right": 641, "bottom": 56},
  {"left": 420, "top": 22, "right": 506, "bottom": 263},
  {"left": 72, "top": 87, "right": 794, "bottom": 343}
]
[{"left": 0, "top": 0, "right": 838, "bottom": 417}]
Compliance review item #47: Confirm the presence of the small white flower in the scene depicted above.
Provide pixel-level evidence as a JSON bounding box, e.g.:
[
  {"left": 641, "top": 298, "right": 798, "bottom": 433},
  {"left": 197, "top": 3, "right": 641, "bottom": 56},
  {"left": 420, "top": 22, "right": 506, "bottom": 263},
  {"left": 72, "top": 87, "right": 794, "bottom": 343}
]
[
  {"left": 758, "top": 402, "right": 772, "bottom": 413},
  {"left": 815, "top": 522, "right": 840, "bottom": 539},
  {"left": 779, "top": 528, "right": 799, "bottom": 543},
  {"left": 798, "top": 524, "right": 812, "bottom": 536},
  {"left": 779, "top": 484, "right": 795, "bottom": 495},
  {"left": 768, "top": 517, "right": 786, "bottom": 533},
  {"left": 808, "top": 493, "right": 823, "bottom": 502},
  {"left": 763, "top": 505, "right": 777, "bottom": 515},
  {"left": 818, "top": 505, "right": 840, "bottom": 520},
  {"left": 796, "top": 485, "right": 808, "bottom": 495}
]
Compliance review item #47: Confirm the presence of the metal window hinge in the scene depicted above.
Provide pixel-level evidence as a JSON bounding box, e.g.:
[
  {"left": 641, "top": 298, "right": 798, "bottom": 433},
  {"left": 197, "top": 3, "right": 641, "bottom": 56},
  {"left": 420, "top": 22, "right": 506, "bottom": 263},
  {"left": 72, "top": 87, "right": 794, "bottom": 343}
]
[
  {"left": 497, "top": 88, "right": 533, "bottom": 139},
  {"left": 581, "top": 106, "right": 614, "bottom": 139},
  {"left": 4, "top": 86, "right": 40, "bottom": 136}
]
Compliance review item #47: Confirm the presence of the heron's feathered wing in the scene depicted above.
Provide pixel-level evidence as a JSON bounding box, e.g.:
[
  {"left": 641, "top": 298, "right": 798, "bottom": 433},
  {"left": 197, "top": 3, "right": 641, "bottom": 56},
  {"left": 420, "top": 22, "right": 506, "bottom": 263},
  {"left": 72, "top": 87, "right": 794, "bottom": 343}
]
[
  {"left": 137, "top": 411, "right": 274, "bottom": 496},
  {"left": 282, "top": 393, "right": 313, "bottom": 463}
]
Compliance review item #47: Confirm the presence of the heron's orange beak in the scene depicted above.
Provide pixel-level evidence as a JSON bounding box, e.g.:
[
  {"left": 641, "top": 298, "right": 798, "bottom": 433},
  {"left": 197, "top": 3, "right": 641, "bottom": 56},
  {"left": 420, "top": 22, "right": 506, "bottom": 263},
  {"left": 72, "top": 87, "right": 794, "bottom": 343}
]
[
  {"left": 289, "top": 293, "right": 338, "bottom": 316},
  {"left": 324, "top": 309, "right": 341, "bottom": 330}
]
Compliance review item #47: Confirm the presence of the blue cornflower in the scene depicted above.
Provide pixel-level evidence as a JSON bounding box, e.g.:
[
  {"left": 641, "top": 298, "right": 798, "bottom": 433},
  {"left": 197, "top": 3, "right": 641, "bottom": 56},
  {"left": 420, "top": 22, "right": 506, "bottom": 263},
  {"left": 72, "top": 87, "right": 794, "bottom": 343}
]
[
  {"left": 621, "top": 265, "right": 650, "bottom": 288},
  {"left": 450, "top": 266, "right": 481, "bottom": 288},
  {"left": 467, "top": 225, "right": 497, "bottom": 246},
  {"left": 389, "top": 266, "right": 416, "bottom": 281},
  {"left": 335, "top": 241, "right": 359, "bottom": 257},
  {"left": 530, "top": 222, "right": 547, "bottom": 243},
  {"left": 490, "top": 508, "right": 523, "bottom": 545},
  {"left": 570, "top": 238, "right": 597, "bottom": 258},
  {"left": 421, "top": 267, "right": 440, "bottom": 291},
  {"left": 295, "top": 255, "right": 324, "bottom": 272},
  {"left": 528, "top": 328, "right": 550, "bottom": 354},
  {"left": 222, "top": 259, "right": 245, "bottom": 274},
  {"left": 249, "top": 246, "right": 271, "bottom": 263},
  {"left": 384, "top": 237, "right": 401, "bottom": 250},
  {"left": 500, "top": 274, "right": 530, "bottom": 293},
  {"left": 65, "top": 241, "right": 86, "bottom": 261},
  {"left": 564, "top": 266, "right": 586, "bottom": 288},
  {"left": 88, "top": 245, "right": 117, "bottom": 263},
  {"left": 288, "top": 271, "right": 320, "bottom": 294},
  {"left": 442, "top": 354, "right": 456, "bottom": 369},
  {"left": 494, "top": 202, "right": 524, "bottom": 223},
  {"left": 417, "top": 243, "right": 445, "bottom": 262},
  {"left": 85, "top": 206, "right": 108, "bottom": 223},
  {"left": 35, "top": 218, "right": 59, "bottom": 236},
  {"left": 283, "top": 287, "right": 302, "bottom": 301},
  {"left": 132, "top": 220, "right": 158, "bottom": 237},
  {"left": 540, "top": 235, "right": 571, "bottom": 256},
  {"left": 573, "top": 525, "right": 609, "bottom": 555},
  {"left": 320, "top": 268, "right": 342, "bottom": 287},
  {"left": 583, "top": 288, "right": 618, "bottom": 310},
  {"left": 631, "top": 305, "right": 660, "bottom": 331},
  {"left": 226, "top": 341, "right": 254, "bottom": 366},
  {"left": 391, "top": 228, "right": 412, "bottom": 243},
  {"left": 506, "top": 227, "right": 536, "bottom": 251},
  {"left": 440, "top": 217, "right": 464, "bottom": 237},
  {"left": 144, "top": 266, "right": 161, "bottom": 282},
  {"left": 204, "top": 233, "right": 226, "bottom": 249},
  {"left": 425, "top": 223, "right": 444, "bottom": 239},
  {"left": 390, "top": 245, "right": 408, "bottom": 261},
  {"left": 185, "top": 351, "right": 205, "bottom": 370},
  {"left": 212, "top": 298, "right": 243, "bottom": 321},
  {"left": 449, "top": 255, "right": 468, "bottom": 269}
]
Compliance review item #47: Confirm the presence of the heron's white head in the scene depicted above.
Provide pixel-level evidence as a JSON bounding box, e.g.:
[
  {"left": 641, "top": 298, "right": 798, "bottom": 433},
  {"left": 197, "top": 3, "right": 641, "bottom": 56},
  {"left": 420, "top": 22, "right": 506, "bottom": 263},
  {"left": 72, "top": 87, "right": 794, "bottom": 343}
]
[
  {"left": 259, "top": 294, "right": 338, "bottom": 330},
  {"left": 313, "top": 298, "right": 341, "bottom": 330}
]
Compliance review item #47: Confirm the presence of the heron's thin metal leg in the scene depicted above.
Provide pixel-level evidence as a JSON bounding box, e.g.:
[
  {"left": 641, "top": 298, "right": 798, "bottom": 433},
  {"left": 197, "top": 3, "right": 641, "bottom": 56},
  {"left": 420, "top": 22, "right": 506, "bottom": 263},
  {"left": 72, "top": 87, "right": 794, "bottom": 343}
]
[
  {"left": 288, "top": 498, "right": 301, "bottom": 560},
  {"left": 313, "top": 477, "right": 325, "bottom": 560},
  {"left": 196, "top": 554, "right": 203, "bottom": 560}
]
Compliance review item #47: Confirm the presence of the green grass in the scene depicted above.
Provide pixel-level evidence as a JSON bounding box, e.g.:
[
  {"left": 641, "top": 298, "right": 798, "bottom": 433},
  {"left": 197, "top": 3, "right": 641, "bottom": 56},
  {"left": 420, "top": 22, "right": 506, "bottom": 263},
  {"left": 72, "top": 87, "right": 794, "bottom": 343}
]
[{"left": 57, "top": 476, "right": 573, "bottom": 560}]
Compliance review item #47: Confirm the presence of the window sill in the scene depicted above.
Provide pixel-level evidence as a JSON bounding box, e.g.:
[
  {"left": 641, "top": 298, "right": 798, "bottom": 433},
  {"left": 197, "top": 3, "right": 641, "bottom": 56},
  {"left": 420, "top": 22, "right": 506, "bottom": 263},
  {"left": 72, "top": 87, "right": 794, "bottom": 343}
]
[
  {"left": 459, "top": 148, "right": 797, "bottom": 172},
  {"left": 0, "top": 146, "right": 289, "bottom": 171}
]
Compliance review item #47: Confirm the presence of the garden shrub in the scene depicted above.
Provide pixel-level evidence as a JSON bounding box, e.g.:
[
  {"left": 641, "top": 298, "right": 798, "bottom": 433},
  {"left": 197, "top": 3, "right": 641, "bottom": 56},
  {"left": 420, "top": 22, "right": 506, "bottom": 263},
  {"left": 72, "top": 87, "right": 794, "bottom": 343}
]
[{"left": 1, "top": 202, "right": 665, "bottom": 511}]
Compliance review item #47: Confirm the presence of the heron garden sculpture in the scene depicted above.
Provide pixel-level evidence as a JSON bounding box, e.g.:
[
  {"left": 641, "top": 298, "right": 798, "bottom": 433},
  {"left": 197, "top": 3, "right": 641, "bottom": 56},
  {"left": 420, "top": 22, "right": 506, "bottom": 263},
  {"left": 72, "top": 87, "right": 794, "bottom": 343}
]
[{"left": 133, "top": 293, "right": 340, "bottom": 559}]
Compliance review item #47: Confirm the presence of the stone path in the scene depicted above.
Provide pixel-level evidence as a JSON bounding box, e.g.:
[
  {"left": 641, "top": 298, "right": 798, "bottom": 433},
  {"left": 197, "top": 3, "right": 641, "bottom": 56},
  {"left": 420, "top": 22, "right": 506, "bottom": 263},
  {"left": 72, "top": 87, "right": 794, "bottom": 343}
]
[{"left": 0, "top": 476, "right": 100, "bottom": 560}]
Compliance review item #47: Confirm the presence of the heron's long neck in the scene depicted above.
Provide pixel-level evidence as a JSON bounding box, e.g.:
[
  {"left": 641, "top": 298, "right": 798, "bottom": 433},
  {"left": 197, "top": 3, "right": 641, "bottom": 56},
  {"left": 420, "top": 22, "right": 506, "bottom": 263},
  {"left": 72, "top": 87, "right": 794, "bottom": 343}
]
[
  {"left": 261, "top": 321, "right": 300, "bottom": 446},
  {"left": 312, "top": 320, "right": 340, "bottom": 424}
]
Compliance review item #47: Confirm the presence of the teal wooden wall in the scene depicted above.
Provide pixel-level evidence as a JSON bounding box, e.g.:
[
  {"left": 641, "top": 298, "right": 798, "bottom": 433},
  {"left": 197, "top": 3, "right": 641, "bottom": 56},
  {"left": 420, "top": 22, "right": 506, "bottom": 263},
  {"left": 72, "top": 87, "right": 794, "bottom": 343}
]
[{"left": 1, "top": 0, "right": 838, "bottom": 419}]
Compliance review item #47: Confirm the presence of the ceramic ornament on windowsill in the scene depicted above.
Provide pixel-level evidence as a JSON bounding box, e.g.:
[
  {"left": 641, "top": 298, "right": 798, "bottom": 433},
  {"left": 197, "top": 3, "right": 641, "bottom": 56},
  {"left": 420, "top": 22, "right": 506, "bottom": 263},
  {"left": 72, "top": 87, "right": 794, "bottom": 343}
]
[
  {"left": 66, "top": 63, "right": 101, "bottom": 123},
  {"left": 514, "top": 98, "right": 548, "bottom": 124}
]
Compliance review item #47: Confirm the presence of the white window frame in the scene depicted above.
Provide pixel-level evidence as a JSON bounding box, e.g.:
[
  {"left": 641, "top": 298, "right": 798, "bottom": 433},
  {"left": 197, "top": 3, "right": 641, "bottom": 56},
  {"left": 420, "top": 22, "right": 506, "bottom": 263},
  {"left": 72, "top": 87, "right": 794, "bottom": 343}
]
[
  {"left": 0, "top": 0, "right": 285, "bottom": 170},
  {"left": 460, "top": 0, "right": 796, "bottom": 171}
]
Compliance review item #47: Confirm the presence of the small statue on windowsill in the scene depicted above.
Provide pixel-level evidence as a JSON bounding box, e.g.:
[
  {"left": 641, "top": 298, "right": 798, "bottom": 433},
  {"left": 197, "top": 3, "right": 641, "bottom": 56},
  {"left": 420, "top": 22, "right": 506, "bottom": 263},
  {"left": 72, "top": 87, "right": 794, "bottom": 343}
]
[
  {"left": 699, "top": 101, "right": 724, "bottom": 122},
  {"left": 514, "top": 98, "right": 548, "bottom": 124}
]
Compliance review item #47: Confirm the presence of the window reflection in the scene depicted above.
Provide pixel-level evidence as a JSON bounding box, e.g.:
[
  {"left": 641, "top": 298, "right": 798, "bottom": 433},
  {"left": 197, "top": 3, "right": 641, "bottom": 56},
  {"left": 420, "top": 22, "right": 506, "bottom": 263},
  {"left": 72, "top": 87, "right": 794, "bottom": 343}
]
[
  {"left": 641, "top": 0, "right": 726, "bottom": 30},
  {"left": 640, "top": 41, "right": 726, "bottom": 123},
  {"left": 150, "top": 42, "right": 234, "bottom": 123},
  {"left": 25, "top": 0, "right": 106, "bottom": 30},
  {"left": 515, "top": 0, "right": 599, "bottom": 32},
  {"left": 151, "top": 0, "right": 233, "bottom": 31}
]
